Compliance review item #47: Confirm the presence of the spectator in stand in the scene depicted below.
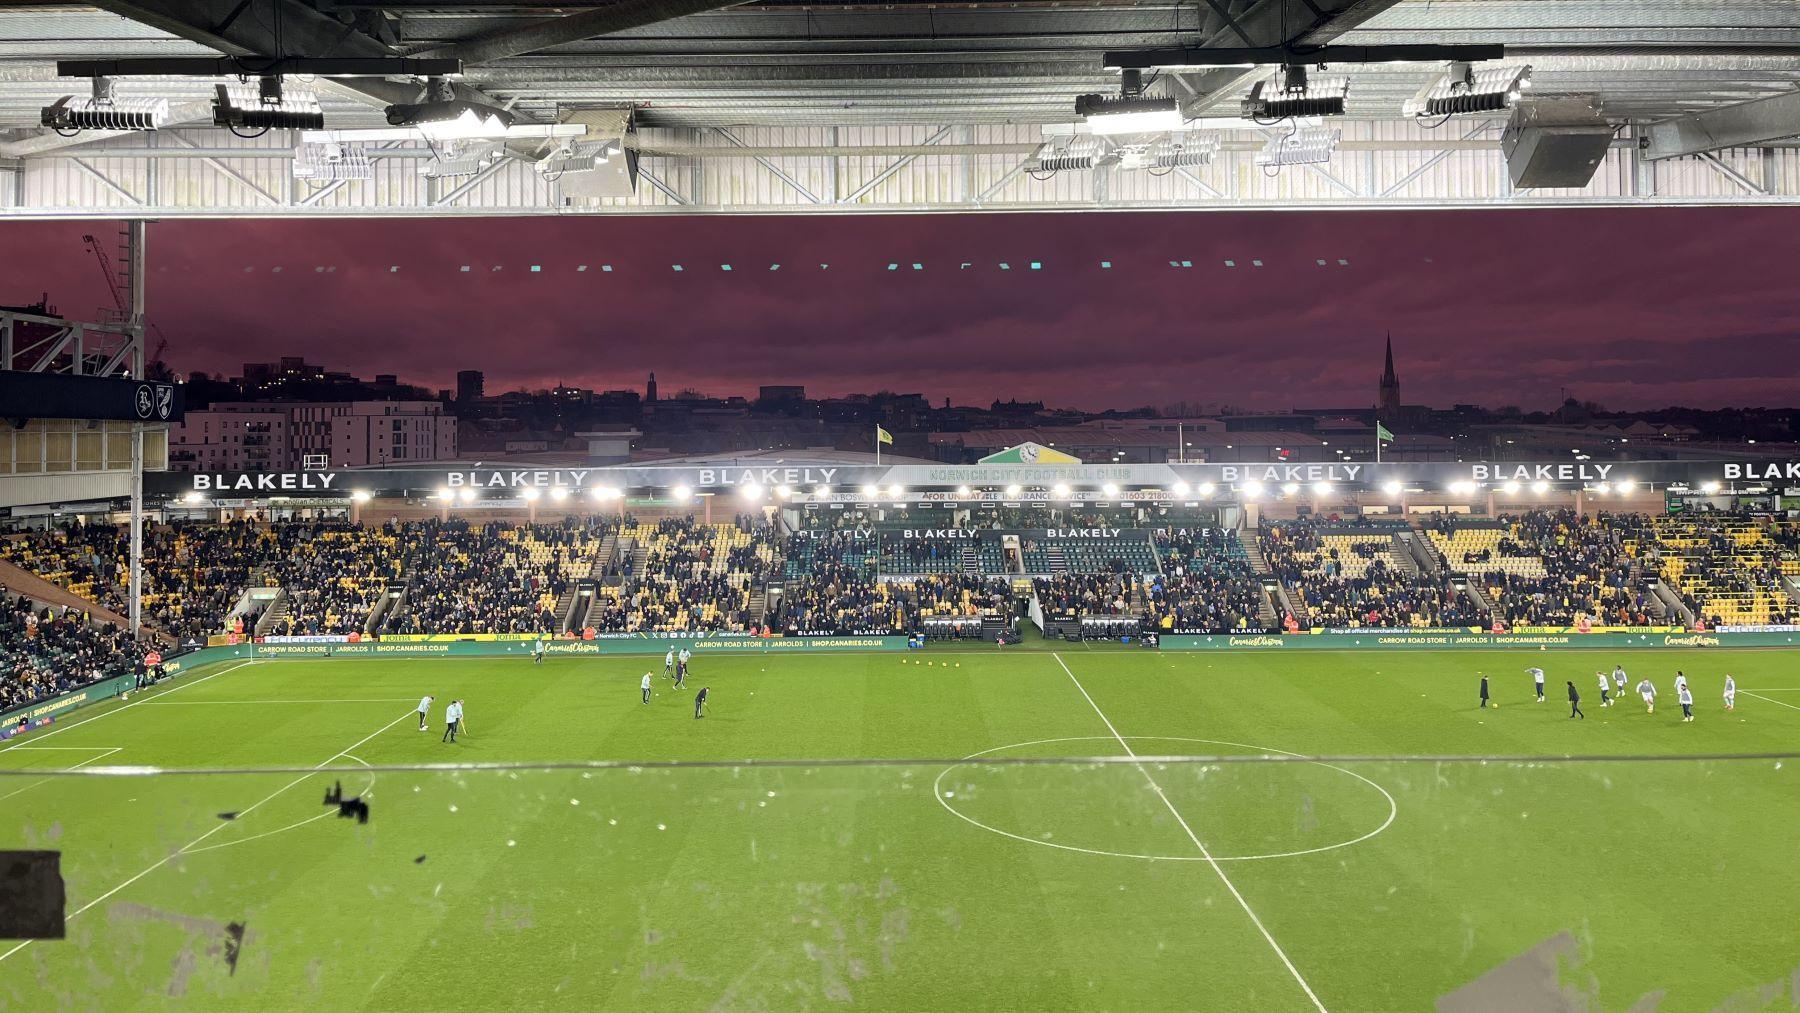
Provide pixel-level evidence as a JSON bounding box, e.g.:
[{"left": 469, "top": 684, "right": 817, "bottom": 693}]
[{"left": 0, "top": 585, "right": 135, "bottom": 713}]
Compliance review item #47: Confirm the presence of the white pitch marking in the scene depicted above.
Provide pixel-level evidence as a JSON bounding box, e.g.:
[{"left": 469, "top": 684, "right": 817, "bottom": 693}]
[
  {"left": 0, "top": 660, "right": 259, "bottom": 755},
  {"left": 0, "top": 747, "right": 123, "bottom": 803},
  {"left": 933, "top": 735, "right": 1396, "bottom": 862},
  {"left": 1742, "top": 691, "right": 1800, "bottom": 712},
  {"left": 1053, "top": 653, "right": 1329, "bottom": 1013},
  {"left": 137, "top": 698, "right": 419, "bottom": 706},
  {"left": 180, "top": 755, "right": 377, "bottom": 856},
  {"left": 0, "top": 706, "right": 413, "bottom": 966}
]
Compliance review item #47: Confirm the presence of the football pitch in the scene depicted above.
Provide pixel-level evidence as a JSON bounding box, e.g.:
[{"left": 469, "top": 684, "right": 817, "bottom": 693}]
[{"left": 4, "top": 647, "right": 1798, "bottom": 1011}]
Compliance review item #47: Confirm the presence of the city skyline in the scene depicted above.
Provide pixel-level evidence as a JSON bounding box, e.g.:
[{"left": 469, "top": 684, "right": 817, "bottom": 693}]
[{"left": 4, "top": 208, "right": 1800, "bottom": 412}]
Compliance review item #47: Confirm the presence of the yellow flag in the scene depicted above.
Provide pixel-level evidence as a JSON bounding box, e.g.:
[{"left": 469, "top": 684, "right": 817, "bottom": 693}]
[{"left": 876, "top": 426, "right": 894, "bottom": 445}]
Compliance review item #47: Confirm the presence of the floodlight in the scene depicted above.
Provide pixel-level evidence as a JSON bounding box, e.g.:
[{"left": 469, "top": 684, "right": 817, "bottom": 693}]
[
  {"left": 1118, "top": 132, "right": 1220, "bottom": 171},
  {"left": 1004, "top": 484, "right": 1023, "bottom": 497},
  {"left": 1502, "top": 480, "right": 1521, "bottom": 495},
  {"left": 1101, "top": 482, "right": 1120, "bottom": 497},
  {"left": 887, "top": 484, "right": 906, "bottom": 499},
  {"left": 1311, "top": 481, "right": 1332, "bottom": 496},
  {"left": 1171, "top": 480, "right": 1190, "bottom": 497},
  {"left": 1281, "top": 482, "right": 1300, "bottom": 496},
  {"left": 740, "top": 482, "right": 764, "bottom": 501},
  {"left": 1240, "top": 479, "right": 1263, "bottom": 498},
  {"left": 1256, "top": 126, "right": 1341, "bottom": 168},
  {"left": 1531, "top": 480, "right": 1549, "bottom": 495},
  {"left": 521, "top": 487, "right": 542, "bottom": 502},
  {"left": 183, "top": 491, "right": 207, "bottom": 505},
  {"left": 861, "top": 483, "right": 880, "bottom": 498},
  {"left": 1449, "top": 481, "right": 1476, "bottom": 495},
  {"left": 1382, "top": 480, "right": 1402, "bottom": 497},
  {"left": 350, "top": 490, "right": 372, "bottom": 504},
  {"left": 41, "top": 78, "right": 167, "bottom": 133},
  {"left": 550, "top": 487, "right": 570, "bottom": 502},
  {"left": 775, "top": 484, "right": 793, "bottom": 500},
  {"left": 1593, "top": 481, "right": 1612, "bottom": 495},
  {"left": 1615, "top": 480, "right": 1636, "bottom": 494},
  {"left": 421, "top": 140, "right": 505, "bottom": 179},
  {"left": 293, "top": 140, "right": 373, "bottom": 182},
  {"left": 1407, "top": 64, "right": 1531, "bottom": 118},
  {"left": 1196, "top": 482, "right": 1215, "bottom": 498},
  {"left": 814, "top": 484, "right": 832, "bottom": 498},
  {"left": 1052, "top": 483, "right": 1072, "bottom": 498},
  {"left": 1700, "top": 481, "right": 1721, "bottom": 494},
  {"left": 672, "top": 484, "right": 694, "bottom": 501},
  {"left": 1242, "top": 66, "right": 1348, "bottom": 120},
  {"left": 457, "top": 487, "right": 477, "bottom": 503},
  {"left": 1075, "top": 94, "right": 1185, "bottom": 135},
  {"left": 955, "top": 485, "right": 972, "bottom": 498},
  {"left": 436, "top": 487, "right": 454, "bottom": 501},
  {"left": 214, "top": 79, "right": 324, "bottom": 132}
]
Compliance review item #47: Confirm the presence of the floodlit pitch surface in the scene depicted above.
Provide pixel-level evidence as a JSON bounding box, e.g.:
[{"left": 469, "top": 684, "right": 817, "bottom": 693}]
[{"left": 3, "top": 649, "right": 1798, "bottom": 1010}]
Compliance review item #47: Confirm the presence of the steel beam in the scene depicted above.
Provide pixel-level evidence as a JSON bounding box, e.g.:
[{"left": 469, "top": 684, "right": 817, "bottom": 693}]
[
  {"left": 1644, "top": 89, "right": 1800, "bottom": 160},
  {"left": 713, "top": 127, "right": 822, "bottom": 204},
  {"left": 839, "top": 125, "right": 955, "bottom": 204},
  {"left": 410, "top": 0, "right": 749, "bottom": 65}
]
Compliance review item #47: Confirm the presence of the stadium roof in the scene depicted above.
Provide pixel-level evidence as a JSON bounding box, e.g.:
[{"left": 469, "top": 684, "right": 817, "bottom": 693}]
[{"left": 4, "top": 1, "right": 1800, "bottom": 216}]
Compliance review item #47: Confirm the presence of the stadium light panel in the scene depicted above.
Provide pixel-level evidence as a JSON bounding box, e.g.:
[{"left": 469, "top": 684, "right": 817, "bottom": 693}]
[
  {"left": 1281, "top": 482, "right": 1300, "bottom": 497},
  {"left": 1381, "top": 480, "right": 1402, "bottom": 497},
  {"left": 214, "top": 79, "right": 324, "bottom": 132},
  {"left": 887, "top": 484, "right": 906, "bottom": 499},
  {"left": 183, "top": 491, "right": 207, "bottom": 505},
  {"left": 1502, "top": 480, "right": 1521, "bottom": 495},
  {"left": 436, "top": 487, "right": 453, "bottom": 501},
  {"left": 1530, "top": 480, "right": 1549, "bottom": 495},
  {"left": 1052, "top": 483, "right": 1072, "bottom": 499},
  {"left": 775, "top": 485, "right": 792, "bottom": 500},
  {"left": 1407, "top": 64, "right": 1531, "bottom": 118},
  {"left": 1196, "top": 482, "right": 1215, "bottom": 498},
  {"left": 1593, "top": 481, "right": 1612, "bottom": 495},
  {"left": 1240, "top": 480, "right": 1263, "bottom": 498},
  {"left": 739, "top": 482, "right": 764, "bottom": 502},
  {"left": 860, "top": 483, "right": 880, "bottom": 499},
  {"left": 350, "top": 490, "right": 372, "bottom": 504},
  {"left": 1616, "top": 480, "right": 1636, "bottom": 493},
  {"left": 521, "top": 487, "right": 541, "bottom": 502},
  {"left": 1075, "top": 94, "right": 1185, "bottom": 135},
  {"left": 1171, "top": 480, "right": 1190, "bottom": 497},
  {"left": 1004, "top": 484, "right": 1023, "bottom": 497},
  {"left": 1256, "top": 126, "right": 1341, "bottom": 168},
  {"left": 1101, "top": 482, "right": 1120, "bottom": 497},
  {"left": 1242, "top": 66, "right": 1348, "bottom": 120},
  {"left": 550, "top": 487, "right": 570, "bottom": 502},
  {"left": 814, "top": 484, "right": 831, "bottom": 498},
  {"left": 1701, "top": 481, "right": 1721, "bottom": 494},
  {"left": 1311, "top": 481, "right": 1332, "bottom": 497},
  {"left": 41, "top": 78, "right": 168, "bottom": 133},
  {"left": 421, "top": 140, "right": 505, "bottom": 179},
  {"left": 671, "top": 485, "right": 693, "bottom": 501},
  {"left": 293, "top": 140, "right": 373, "bottom": 182},
  {"left": 457, "top": 487, "right": 477, "bottom": 503},
  {"left": 955, "top": 485, "right": 971, "bottom": 498}
]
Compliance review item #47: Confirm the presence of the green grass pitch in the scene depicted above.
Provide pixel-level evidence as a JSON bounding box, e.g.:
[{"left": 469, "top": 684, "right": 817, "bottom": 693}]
[{"left": 3, "top": 648, "right": 1798, "bottom": 1010}]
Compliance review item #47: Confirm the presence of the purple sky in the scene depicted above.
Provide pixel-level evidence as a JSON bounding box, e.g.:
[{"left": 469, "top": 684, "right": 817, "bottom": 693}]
[{"left": 3, "top": 209, "right": 1797, "bottom": 411}]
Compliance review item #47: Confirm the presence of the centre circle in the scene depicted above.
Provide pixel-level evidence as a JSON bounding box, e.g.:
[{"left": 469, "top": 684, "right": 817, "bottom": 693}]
[{"left": 933, "top": 736, "right": 1397, "bottom": 862}]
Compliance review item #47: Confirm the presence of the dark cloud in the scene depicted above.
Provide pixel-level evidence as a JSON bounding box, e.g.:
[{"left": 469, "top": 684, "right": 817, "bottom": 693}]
[{"left": 2, "top": 208, "right": 1798, "bottom": 410}]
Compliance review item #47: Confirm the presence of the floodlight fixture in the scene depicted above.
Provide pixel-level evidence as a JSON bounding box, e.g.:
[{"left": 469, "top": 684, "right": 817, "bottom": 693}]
[
  {"left": 1615, "top": 480, "right": 1636, "bottom": 494},
  {"left": 183, "top": 490, "right": 207, "bottom": 505},
  {"left": 860, "top": 483, "right": 880, "bottom": 499},
  {"left": 1170, "top": 480, "right": 1190, "bottom": 497},
  {"left": 1075, "top": 94, "right": 1186, "bottom": 135},
  {"left": 1196, "top": 482, "right": 1216, "bottom": 498},
  {"left": 521, "top": 487, "right": 542, "bottom": 502},
  {"left": 421, "top": 140, "right": 504, "bottom": 179},
  {"left": 1242, "top": 66, "right": 1348, "bottom": 120},
  {"left": 1004, "top": 484, "right": 1023, "bottom": 498},
  {"left": 1118, "top": 132, "right": 1220, "bottom": 171},
  {"left": 293, "top": 140, "right": 373, "bottom": 182},
  {"left": 1240, "top": 479, "right": 1264, "bottom": 499},
  {"left": 775, "top": 484, "right": 793, "bottom": 500},
  {"left": 1407, "top": 64, "right": 1531, "bottom": 118},
  {"left": 1281, "top": 482, "right": 1301, "bottom": 497},
  {"left": 1311, "top": 481, "right": 1332, "bottom": 497},
  {"left": 549, "top": 486, "right": 570, "bottom": 501},
  {"left": 1700, "top": 481, "right": 1721, "bottom": 494},
  {"left": 672, "top": 484, "right": 694, "bottom": 502},
  {"left": 350, "top": 490, "right": 372, "bottom": 504},
  {"left": 1502, "top": 480, "right": 1522, "bottom": 495},
  {"left": 41, "top": 78, "right": 167, "bottom": 133},
  {"left": 1101, "top": 482, "right": 1120, "bottom": 497},
  {"left": 740, "top": 482, "right": 764, "bottom": 502},
  {"left": 814, "top": 484, "right": 832, "bottom": 498},
  {"left": 887, "top": 484, "right": 906, "bottom": 499},
  {"left": 457, "top": 487, "right": 477, "bottom": 503},
  {"left": 1256, "top": 126, "right": 1342, "bottom": 168},
  {"left": 385, "top": 97, "right": 516, "bottom": 140},
  {"left": 955, "top": 485, "right": 972, "bottom": 498},
  {"left": 214, "top": 78, "right": 324, "bottom": 133}
]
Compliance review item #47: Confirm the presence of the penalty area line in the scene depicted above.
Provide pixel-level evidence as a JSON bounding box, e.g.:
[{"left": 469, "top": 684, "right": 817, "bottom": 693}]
[
  {"left": 0, "top": 706, "right": 414, "bottom": 967},
  {"left": 1051, "top": 652, "right": 1329, "bottom": 1013}
]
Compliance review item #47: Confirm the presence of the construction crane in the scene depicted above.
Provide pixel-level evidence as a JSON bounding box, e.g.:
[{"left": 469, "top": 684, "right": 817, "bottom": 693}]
[{"left": 83, "top": 231, "right": 171, "bottom": 378}]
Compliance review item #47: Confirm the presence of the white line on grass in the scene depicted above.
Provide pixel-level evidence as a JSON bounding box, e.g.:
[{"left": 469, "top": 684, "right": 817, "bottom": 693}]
[
  {"left": 0, "top": 660, "right": 259, "bottom": 755},
  {"left": 0, "top": 705, "right": 414, "bottom": 966},
  {"left": 0, "top": 747, "right": 122, "bottom": 803},
  {"left": 1742, "top": 691, "right": 1800, "bottom": 712},
  {"left": 136, "top": 698, "right": 419, "bottom": 706},
  {"left": 1052, "top": 653, "right": 1329, "bottom": 1013}
]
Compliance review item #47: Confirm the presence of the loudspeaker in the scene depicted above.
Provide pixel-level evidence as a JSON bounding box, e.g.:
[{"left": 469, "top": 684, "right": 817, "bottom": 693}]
[{"left": 1502, "top": 98, "right": 1613, "bottom": 189}]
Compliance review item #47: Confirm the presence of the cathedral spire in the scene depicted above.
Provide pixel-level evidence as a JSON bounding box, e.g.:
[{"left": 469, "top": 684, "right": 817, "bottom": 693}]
[{"left": 1378, "top": 334, "right": 1401, "bottom": 413}]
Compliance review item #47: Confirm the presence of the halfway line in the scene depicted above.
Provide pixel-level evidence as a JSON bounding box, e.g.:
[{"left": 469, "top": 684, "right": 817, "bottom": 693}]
[{"left": 1052, "top": 652, "right": 1329, "bottom": 1013}]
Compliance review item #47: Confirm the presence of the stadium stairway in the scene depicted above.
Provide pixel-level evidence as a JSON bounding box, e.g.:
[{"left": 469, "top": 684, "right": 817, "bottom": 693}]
[
  {"left": 960, "top": 545, "right": 981, "bottom": 574},
  {"left": 1238, "top": 532, "right": 1292, "bottom": 627},
  {"left": 594, "top": 530, "right": 619, "bottom": 577},
  {"left": 552, "top": 583, "right": 580, "bottom": 629},
  {"left": 1399, "top": 525, "right": 1445, "bottom": 576},
  {"left": 254, "top": 589, "right": 290, "bottom": 637},
  {"left": 747, "top": 585, "right": 768, "bottom": 628},
  {"left": 562, "top": 580, "right": 595, "bottom": 633},
  {"left": 367, "top": 581, "right": 407, "bottom": 634},
  {"left": 1459, "top": 580, "right": 1496, "bottom": 621},
  {"left": 1045, "top": 544, "right": 1069, "bottom": 574}
]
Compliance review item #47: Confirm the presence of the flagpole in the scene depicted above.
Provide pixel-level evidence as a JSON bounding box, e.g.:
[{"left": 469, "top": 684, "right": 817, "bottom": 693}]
[{"left": 875, "top": 425, "right": 881, "bottom": 466}]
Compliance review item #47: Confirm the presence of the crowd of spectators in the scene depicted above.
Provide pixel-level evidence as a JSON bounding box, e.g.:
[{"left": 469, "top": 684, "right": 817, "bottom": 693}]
[
  {"left": 1032, "top": 572, "right": 1134, "bottom": 618},
  {"left": 1482, "top": 510, "right": 1655, "bottom": 626},
  {"left": 778, "top": 563, "right": 903, "bottom": 634},
  {"left": 623, "top": 518, "right": 781, "bottom": 632},
  {"left": 382, "top": 519, "right": 611, "bottom": 635},
  {"left": 900, "top": 574, "right": 1010, "bottom": 618},
  {"left": 1262, "top": 518, "right": 1478, "bottom": 628},
  {"left": 1, "top": 586, "right": 135, "bottom": 714}
]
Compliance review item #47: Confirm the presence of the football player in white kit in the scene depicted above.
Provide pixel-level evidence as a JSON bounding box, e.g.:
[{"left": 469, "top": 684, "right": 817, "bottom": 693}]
[
  {"left": 1636, "top": 678, "right": 1656, "bottom": 713},
  {"left": 1723, "top": 673, "right": 1736, "bottom": 711}
]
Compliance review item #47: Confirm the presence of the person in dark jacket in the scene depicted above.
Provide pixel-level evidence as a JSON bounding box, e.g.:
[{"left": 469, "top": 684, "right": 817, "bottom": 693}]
[
  {"left": 1479, "top": 674, "right": 1490, "bottom": 709},
  {"left": 1567, "top": 681, "right": 1584, "bottom": 720}
]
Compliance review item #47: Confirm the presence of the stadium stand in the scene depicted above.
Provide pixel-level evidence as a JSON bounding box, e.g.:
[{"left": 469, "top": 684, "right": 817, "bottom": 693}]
[
  {"left": 1628, "top": 514, "right": 1799, "bottom": 626},
  {"left": 382, "top": 519, "right": 609, "bottom": 635},
  {"left": 1, "top": 585, "right": 135, "bottom": 714},
  {"left": 1147, "top": 529, "right": 1270, "bottom": 632},
  {"left": 622, "top": 517, "right": 781, "bottom": 632},
  {"left": 1261, "top": 518, "right": 1478, "bottom": 629},
  {"left": 777, "top": 562, "right": 904, "bottom": 634}
]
